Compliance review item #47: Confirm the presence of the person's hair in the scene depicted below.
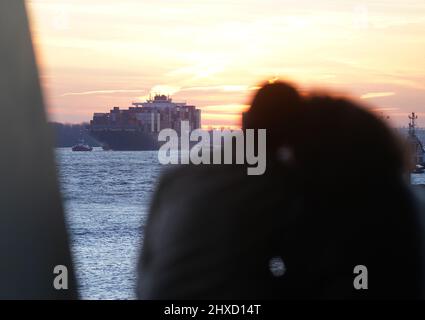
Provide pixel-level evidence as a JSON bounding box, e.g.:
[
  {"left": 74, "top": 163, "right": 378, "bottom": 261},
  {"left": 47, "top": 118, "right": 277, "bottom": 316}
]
[
  {"left": 290, "top": 95, "right": 423, "bottom": 299},
  {"left": 244, "top": 83, "right": 407, "bottom": 177},
  {"left": 293, "top": 94, "right": 407, "bottom": 183},
  {"left": 243, "top": 81, "right": 302, "bottom": 152}
]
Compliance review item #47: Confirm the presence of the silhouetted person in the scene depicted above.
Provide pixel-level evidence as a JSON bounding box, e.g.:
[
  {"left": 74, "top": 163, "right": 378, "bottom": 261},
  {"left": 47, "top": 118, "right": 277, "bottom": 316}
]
[{"left": 137, "top": 82, "right": 424, "bottom": 299}]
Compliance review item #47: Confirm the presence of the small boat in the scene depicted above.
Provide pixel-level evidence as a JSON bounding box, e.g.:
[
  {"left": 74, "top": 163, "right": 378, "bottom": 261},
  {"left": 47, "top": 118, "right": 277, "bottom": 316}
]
[
  {"left": 412, "top": 164, "right": 425, "bottom": 174},
  {"left": 72, "top": 140, "right": 93, "bottom": 152}
]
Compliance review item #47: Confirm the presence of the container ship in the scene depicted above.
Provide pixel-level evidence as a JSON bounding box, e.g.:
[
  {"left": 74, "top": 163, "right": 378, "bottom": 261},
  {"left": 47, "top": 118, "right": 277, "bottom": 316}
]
[{"left": 88, "top": 94, "right": 201, "bottom": 151}]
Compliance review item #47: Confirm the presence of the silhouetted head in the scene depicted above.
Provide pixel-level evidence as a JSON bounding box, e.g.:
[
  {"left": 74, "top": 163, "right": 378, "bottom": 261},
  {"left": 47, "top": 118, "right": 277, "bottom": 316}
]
[
  {"left": 243, "top": 81, "right": 302, "bottom": 151},
  {"left": 293, "top": 95, "right": 406, "bottom": 185}
]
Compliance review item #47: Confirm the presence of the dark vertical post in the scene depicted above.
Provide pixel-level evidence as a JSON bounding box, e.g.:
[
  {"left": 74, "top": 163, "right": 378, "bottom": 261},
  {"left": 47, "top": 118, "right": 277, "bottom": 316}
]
[{"left": 0, "top": 1, "right": 77, "bottom": 299}]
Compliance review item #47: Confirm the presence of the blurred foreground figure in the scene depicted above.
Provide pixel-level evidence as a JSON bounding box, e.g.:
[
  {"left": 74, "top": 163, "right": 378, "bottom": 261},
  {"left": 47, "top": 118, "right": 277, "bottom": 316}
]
[
  {"left": 0, "top": 1, "right": 76, "bottom": 298},
  {"left": 138, "top": 82, "right": 424, "bottom": 299}
]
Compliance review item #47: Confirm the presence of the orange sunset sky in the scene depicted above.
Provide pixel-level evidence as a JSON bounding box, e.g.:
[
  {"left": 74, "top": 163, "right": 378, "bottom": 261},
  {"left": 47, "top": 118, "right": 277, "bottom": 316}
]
[{"left": 27, "top": 0, "right": 425, "bottom": 128}]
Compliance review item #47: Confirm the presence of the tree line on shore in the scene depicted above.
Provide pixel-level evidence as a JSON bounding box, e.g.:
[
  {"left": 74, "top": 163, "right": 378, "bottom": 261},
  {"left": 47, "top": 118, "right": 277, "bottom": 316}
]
[{"left": 49, "top": 122, "right": 100, "bottom": 148}]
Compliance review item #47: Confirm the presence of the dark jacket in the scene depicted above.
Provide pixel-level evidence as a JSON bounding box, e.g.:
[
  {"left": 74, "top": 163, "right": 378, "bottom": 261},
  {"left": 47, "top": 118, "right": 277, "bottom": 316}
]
[{"left": 137, "top": 161, "right": 424, "bottom": 299}]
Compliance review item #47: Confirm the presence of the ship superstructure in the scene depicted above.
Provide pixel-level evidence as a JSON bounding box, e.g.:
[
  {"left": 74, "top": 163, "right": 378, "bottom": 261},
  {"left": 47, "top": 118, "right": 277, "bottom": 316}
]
[{"left": 89, "top": 95, "right": 201, "bottom": 150}]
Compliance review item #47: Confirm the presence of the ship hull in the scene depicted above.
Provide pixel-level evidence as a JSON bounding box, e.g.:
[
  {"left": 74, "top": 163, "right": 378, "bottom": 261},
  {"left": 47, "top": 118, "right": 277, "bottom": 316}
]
[
  {"left": 72, "top": 145, "right": 93, "bottom": 152},
  {"left": 89, "top": 130, "right": 160, "bottom": 151}
]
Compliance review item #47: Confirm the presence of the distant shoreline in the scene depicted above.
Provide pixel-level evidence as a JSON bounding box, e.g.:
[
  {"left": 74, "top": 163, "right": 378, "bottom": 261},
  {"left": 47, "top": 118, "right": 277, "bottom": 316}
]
[{"left": 50, "top": 122, "right": 100, "bottom": 148}]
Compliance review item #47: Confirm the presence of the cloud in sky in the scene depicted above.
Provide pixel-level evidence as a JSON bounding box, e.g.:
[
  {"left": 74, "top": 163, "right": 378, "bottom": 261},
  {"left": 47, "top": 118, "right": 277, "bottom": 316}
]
[
  {"left": 361, "top": 92, "right": 396, "bottom": 99},
  {"left": 61, "top": 89, "right": 145, "bottom": 96},
  {"left": 200, "top": 104, "right": 249, "bottom": 115},
  {"left": 371, "top": 107, "right": 400, "bottom": 111}
]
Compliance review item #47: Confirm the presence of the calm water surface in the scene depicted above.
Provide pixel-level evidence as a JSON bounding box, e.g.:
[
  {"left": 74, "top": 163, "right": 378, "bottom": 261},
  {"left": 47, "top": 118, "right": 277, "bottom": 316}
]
[{"left": 56, "top": 148, "right": 163, "bottom": 299}]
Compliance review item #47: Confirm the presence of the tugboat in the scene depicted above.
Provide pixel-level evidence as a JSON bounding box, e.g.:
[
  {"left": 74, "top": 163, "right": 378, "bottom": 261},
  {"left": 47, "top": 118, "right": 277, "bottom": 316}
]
[
  {"left": 407, "top": 112, "right": 425, "bottom": 173},
  {"left": 413, "top": 164, "right": 425, "bottom": 174},
  {"left": 72, "top": 139, "right": 93, "bottom": 152}
]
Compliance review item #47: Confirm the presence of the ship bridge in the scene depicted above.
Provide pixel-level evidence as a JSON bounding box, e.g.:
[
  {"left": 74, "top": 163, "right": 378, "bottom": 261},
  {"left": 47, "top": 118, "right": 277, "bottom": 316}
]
[{"left": 132, "top": 94, "right": 187, "bottom": 109}]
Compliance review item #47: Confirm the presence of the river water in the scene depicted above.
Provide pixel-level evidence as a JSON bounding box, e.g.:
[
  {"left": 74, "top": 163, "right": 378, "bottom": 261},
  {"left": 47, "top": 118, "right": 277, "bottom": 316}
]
[
  {"left": 56, "top": 148, "right": 424, "bottom": 299},
  {"left": 56, "top": 148, "right": 162, "bottom": 299}
]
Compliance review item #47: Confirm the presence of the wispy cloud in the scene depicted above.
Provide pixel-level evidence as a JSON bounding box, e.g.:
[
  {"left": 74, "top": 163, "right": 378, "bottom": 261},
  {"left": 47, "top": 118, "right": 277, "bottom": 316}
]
[
  {"left": 201, "top": 104, "right": 249, "bottom": 115},
  {"left": 371, "top": 107, "right": 400, "bottom": 112},
  {"left": 181, "top": 85, "right": 254, "bottom": 92},
  {"left": 61, "top": 89, "right": 145, "bottom": 97},
  {"left": 361, "top": 92, "right": 395, "bottom": 99}
]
